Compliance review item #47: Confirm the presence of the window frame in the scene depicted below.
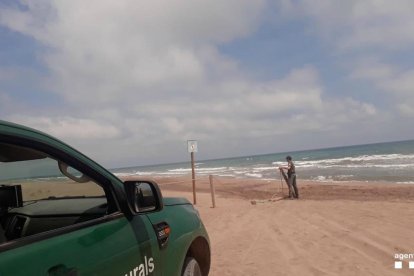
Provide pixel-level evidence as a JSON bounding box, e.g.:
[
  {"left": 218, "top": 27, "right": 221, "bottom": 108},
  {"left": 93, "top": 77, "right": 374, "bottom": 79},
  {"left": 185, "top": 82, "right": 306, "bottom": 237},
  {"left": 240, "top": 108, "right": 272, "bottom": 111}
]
[{"left": 0, "top": 134, "right": 124, "bottom": 252}]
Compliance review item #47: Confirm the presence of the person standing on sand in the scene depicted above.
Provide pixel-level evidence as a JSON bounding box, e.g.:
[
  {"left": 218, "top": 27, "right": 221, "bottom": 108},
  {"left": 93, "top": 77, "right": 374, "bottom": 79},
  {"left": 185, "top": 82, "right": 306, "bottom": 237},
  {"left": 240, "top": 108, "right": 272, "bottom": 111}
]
[{"left": 279, "top": 155, "right": 299, "bottom": 199}]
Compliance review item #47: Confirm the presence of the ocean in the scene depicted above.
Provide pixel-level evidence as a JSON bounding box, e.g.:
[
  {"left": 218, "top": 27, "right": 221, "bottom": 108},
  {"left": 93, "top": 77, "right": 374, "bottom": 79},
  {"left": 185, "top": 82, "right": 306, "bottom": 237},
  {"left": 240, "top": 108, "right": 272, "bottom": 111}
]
[{"left": 111, "top": 140, "right": 414, "bottom": 183}]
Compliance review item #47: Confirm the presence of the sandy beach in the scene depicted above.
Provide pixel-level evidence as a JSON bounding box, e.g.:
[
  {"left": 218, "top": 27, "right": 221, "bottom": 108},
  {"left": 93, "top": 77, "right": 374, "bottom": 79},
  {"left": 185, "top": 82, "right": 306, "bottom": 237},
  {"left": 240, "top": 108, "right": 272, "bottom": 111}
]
[{"left": 152, "top": 176, "right": 414, "bottom": 276}]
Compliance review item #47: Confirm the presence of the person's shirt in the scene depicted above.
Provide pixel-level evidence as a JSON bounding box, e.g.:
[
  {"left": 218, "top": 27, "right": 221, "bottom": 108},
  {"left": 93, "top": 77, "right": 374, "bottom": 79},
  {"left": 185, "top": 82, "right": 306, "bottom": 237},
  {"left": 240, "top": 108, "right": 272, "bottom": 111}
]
[{"left": 287, "top": 161, "right": 295, "bottom": 177}]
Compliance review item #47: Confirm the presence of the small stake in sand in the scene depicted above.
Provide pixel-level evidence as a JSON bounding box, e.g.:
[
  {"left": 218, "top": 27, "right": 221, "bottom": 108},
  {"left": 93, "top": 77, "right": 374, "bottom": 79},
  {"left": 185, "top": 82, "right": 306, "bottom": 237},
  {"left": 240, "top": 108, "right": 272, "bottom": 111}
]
[
  {"left": 209, "top": 175, "right": 216, "bottom": 208},
  {"left": 280, "top": 169, "right": 284, "bottom": 196}
]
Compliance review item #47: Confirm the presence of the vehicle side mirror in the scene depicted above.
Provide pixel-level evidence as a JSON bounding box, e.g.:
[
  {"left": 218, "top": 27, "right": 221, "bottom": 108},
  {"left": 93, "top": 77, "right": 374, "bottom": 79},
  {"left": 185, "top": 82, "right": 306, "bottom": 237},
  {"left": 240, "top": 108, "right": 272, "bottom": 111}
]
[{"left": 124, "top": 180, "right": 163, "bottom": 213}]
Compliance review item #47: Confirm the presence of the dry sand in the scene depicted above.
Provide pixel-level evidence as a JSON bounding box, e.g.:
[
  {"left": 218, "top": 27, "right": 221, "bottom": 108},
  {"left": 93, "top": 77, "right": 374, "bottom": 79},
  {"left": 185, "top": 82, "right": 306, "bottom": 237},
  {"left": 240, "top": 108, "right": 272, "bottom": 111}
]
[{"left": 153, "top": 176, "right": 414, "bottom": 276}]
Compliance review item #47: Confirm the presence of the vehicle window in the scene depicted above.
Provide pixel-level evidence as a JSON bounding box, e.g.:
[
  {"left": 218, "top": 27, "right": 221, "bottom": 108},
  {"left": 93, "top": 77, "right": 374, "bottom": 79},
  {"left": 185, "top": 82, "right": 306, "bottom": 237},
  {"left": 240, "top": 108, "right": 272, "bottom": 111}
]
[{"left": 0, "top": 142, "right": 108, "bottom": 244}]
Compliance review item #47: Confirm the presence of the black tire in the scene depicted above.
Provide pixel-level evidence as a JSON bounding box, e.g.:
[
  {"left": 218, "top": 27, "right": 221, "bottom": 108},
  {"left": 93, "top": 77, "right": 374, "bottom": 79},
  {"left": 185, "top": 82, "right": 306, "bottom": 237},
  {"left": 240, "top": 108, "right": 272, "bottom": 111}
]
[{"left": 182, "top": 257, "right": 202, "bottom": 276}]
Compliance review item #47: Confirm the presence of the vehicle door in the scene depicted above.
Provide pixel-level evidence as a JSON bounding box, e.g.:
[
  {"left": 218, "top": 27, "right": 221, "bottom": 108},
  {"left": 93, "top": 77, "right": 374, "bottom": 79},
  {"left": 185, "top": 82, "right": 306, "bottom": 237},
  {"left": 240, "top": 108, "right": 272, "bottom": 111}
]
[{"left": 0, "top": 137, "right": 161, "bottom": 276}]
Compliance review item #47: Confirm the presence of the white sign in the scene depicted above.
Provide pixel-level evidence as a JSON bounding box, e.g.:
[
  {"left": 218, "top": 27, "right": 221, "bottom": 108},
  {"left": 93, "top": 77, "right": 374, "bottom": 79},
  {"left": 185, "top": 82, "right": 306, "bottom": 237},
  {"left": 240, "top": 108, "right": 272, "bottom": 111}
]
[{"left": 187, "top": 140, "right": 198, "bottom": 153}]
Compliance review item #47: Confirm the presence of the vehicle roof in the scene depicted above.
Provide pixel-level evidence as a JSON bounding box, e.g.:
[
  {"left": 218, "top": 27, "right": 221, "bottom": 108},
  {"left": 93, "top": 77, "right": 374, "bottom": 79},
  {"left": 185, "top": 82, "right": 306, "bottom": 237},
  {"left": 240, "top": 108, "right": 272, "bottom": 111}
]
[{"left": 0, "top": 120, "right": 52, "bottom": 137}]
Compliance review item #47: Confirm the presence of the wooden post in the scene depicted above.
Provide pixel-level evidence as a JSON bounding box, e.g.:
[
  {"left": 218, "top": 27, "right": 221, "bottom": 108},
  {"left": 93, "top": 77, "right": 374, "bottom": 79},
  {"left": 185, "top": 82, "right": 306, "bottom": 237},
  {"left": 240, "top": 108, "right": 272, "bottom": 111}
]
[
  {"left": 191, "top": 151, "right": 196, "bottom": 205},
  {"left": 187, "top": 140, "right": 198, "bottom": 205},
  {"left": 209, "top": 175, "right": 216, "bottom": 208},
  {"left": 279, "top": 171, "right": 284, "bottom": 195}
]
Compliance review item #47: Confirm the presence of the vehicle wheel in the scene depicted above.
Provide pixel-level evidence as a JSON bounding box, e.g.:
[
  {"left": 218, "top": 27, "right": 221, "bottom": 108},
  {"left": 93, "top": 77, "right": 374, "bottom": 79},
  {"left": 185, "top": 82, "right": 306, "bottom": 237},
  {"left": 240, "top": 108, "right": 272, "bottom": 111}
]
[{"left": 182, "top": 257, "right": 202, "bottom": 276}]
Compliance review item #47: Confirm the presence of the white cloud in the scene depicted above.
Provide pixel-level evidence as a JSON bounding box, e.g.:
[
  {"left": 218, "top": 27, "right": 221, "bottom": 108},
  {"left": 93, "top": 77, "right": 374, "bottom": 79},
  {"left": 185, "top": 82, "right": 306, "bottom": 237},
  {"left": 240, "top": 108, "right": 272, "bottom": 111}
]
[
  {"left": 277, "top": 0, "right": 414, "bottom": 119},
  {"left": 0, "top": 0, "right": 395, "bottom": 166},
  {"left": 350, "top": 58, "right": 414, "bottom": 117},
  {"left": 8, "top": 116, "right": 121, "bottom": 140},
  {"left": 350, "top": 58, "right": 396, "bottom": 81},
  {"left": 0, "top": 1, "right": 267, "bottom": 106},
  {"left": 278, "top": 0, "right": 414, "bottom": 51},
  {"left": 381, "top": 70, "right": 414, "bottom": 95},
  {"left": 0, "top": 92, "right": 13, "bottom": 115},
  {"left": 398, "top": 104, "right": 414, "bottom": 117}
]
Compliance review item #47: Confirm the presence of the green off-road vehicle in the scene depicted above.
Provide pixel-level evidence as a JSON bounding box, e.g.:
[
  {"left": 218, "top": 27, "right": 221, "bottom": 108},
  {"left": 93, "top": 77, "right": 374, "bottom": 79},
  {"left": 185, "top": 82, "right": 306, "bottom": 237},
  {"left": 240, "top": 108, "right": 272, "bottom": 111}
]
[{"left": 0, "top": 121, "right": 210, "bottom": 276}]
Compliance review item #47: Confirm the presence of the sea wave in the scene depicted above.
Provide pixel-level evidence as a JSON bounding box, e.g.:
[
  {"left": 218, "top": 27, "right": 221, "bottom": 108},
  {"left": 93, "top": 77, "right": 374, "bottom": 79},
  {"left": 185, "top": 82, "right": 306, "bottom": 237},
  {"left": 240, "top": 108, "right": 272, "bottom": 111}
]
[
  {"left": 311, "top": 176, "right": 331, "bottom": 182},
  {"left": 245, "top": 173, "right": 263, "bottom": 178},
  {"left": 168, "top": 168, "right": 192, "bottom": 173},
  {"left": 252, "top": 166, "right": 276, "bottom": 172},
  {"left": 168, "top": 167, "right": 228, "bottom": 173},
  {"left": 295, "top": 154, "right": 414, "bottom": 168},
  {"left": 111, "top": 143, "right": 414, "bottom": 182}
]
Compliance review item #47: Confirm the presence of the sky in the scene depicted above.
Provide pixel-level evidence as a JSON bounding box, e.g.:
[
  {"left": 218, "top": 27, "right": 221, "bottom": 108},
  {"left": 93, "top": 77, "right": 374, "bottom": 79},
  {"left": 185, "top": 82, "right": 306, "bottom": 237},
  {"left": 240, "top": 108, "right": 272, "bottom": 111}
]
[{"left": 0, "top": 0, "right": 414, "bottom": 168}]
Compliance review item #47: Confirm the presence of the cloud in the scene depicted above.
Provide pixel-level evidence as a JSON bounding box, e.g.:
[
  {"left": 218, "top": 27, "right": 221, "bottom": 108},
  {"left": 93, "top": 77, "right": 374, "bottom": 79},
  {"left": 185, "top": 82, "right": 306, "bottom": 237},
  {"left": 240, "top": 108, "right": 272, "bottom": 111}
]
[
  {"left": 0, "top": 0, "right": 400, "bottom": 166},
  {"left": 350, "top": 58, "right": 414, "bottom": 117},
  {"left": 398, "top": 104, "right": 414, "bottom": 117},
  {"left": 0, "top": 1, "right": 266, "bottom": 104},
  {"left": 381, "top": 70, "right": 414, "bottom": 95},
  {"left": 278, "top": 0, "right": 414, "bottom": 119},
  {"left": 8, "top": 116, "right": 121, "bottom": 140},
  {"left": 350, "top": 58, "right": 396, "bottom": 81},
  {"left": 277, "top": 0, "right": 414, "bottom": 51},
  {"left": 0, "top": 92, "right": 13, "bottom": 114}
]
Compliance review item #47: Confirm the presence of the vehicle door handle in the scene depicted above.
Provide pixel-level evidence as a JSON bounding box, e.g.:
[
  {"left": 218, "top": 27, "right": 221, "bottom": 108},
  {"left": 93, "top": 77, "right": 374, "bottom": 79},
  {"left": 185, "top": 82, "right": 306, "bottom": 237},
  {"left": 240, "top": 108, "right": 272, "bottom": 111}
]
[
  {"left": 154, "top": 222, "right": 170, "bottom": 249},
  {"left": 48, "top": 264, "right": 78, "bottom": 276}
]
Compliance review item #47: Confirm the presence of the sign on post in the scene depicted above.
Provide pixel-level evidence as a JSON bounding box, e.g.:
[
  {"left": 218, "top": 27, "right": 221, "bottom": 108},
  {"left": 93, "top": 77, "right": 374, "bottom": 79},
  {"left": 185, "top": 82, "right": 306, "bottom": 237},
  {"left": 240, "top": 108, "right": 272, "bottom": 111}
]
[
  {"left": 187, "top": 140, "right": 197, "bottom": 204},
  {"left": 187, "top": 140, "right": 198, "bottom": 153}
]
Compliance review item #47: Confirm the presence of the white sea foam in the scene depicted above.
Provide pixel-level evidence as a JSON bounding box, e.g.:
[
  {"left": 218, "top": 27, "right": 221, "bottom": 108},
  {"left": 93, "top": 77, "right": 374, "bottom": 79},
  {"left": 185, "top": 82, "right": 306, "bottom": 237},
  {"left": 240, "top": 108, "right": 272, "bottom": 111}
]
[
  {"left": 336, "top": 175, "right": 354, "bottom": 179},
  {"left": 252, "top": 166, "right": 276, "bottom": 172},
  {"left": 135, "top": 171, "right": 156, "bottom": 175},
  {"left": 168, "top": 168, "right": 192, "bottom": 173},
  {"left": 234, "top": 170, "right": 250, "bottom": 175},
  {"left": 111, "top": 141, "right": 414, "bottom": 182},
  {"left": 157, "top": 171, "right": 190, "bottom": 175},
  {"left": 32, "top": 176, "right": 66, "bottom": 181},
  {"left": 169, "top": 167, "right": 228, "bottom": 173},
  {"left": 245, "top": 173, "right": 263, "bottom": 178},
  {"left": 113, "top": 172, "right": 134, "bottom": 177},
  {"left": 313, "top": 176, "right": 327, "bottom": 181},
  {"left": 298, "top": 154, "right": 414, "bottom": 164},
  {"left": 294, "top": 153, "right": 414, "bottom": 170},
  {"left": 217, "top": 174, "right": 237, "bottom": 177},
  {"left": 312, "top": 176, "right": 333, "bottom": 182},
  {"left": 196, "top": 167, "right": 228, "bottom": 172}
]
